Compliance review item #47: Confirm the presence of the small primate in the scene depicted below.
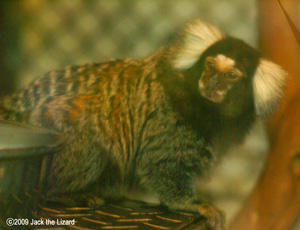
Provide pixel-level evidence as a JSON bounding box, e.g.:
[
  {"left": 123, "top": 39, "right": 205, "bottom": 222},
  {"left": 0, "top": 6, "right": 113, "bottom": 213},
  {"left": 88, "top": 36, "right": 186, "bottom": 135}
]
[{"left": 0, "top": 20, "right": 287, "bottom": 229}]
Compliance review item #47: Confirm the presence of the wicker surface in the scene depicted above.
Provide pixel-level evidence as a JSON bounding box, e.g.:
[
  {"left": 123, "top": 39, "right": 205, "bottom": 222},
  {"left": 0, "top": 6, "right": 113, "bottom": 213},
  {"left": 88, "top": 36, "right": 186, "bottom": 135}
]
[
  {"left": 36, "top": 200, "right": 206, "bottom": 230},
  {"left": 1, "top": 194, "right": 206, "bottom": 230}
]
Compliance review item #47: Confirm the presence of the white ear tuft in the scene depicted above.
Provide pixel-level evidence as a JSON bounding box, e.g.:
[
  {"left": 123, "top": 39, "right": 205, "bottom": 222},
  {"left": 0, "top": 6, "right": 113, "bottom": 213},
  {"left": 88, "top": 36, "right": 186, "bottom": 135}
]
[
  {"left": 171, "top": 19, "right": 225, "bottom": 70},
  {"left": 253, "top": 58, "right": 287, "bottom": 116}
]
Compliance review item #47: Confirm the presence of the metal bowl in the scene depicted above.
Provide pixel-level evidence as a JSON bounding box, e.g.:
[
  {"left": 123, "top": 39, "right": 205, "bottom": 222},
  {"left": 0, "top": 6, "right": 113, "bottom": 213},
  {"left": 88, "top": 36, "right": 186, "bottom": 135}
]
[{"left": 0, "top": 120, "right": 65, "bottom": 220}]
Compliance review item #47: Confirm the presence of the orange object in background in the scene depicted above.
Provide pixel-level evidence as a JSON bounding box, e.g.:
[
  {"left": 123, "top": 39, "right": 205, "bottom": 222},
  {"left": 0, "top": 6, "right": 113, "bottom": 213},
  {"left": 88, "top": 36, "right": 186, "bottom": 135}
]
[{"left": 229, "top": 0, "right": 300, "bottom": 229}]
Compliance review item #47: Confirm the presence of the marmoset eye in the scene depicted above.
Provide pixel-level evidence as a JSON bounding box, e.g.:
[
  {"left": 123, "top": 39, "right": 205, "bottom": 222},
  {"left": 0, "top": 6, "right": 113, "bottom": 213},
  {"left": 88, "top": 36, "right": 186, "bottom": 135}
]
[{"left": 205, "top": 59, "right": 215, "bottom": 70}]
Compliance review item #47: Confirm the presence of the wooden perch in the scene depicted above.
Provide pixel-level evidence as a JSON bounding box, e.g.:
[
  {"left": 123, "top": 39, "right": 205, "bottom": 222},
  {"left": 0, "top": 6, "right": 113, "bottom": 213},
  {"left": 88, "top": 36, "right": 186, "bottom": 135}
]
[{"left": 228, "top": 0, "right": 300, "bottom": 229}]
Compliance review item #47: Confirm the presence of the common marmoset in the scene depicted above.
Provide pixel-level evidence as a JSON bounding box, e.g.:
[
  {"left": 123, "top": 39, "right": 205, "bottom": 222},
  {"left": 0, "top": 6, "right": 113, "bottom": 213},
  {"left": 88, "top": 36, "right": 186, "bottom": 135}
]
[{"left": 0, "top": 20, "right": 287, "bottom": 230}]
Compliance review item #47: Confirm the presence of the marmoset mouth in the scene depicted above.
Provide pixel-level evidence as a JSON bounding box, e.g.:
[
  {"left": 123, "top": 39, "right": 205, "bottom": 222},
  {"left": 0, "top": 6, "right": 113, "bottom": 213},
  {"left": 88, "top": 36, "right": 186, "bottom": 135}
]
[{"left": 199, "top": 88, "right": 226, "bottom": 103}]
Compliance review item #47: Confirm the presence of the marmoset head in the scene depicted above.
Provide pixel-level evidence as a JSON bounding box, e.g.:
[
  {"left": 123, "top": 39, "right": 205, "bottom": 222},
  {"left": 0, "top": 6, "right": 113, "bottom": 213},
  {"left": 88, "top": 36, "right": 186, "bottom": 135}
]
[{"left": 170, "top": 20, "right": 287, "bottom": 117}]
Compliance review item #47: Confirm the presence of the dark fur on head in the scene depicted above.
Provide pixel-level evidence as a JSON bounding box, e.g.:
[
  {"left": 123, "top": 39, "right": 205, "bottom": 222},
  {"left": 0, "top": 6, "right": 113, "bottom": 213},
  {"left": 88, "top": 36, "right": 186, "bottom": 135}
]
[
  {"left": 201, "top": 37, "right": 261, "bottom": 77},
  {"left": 162, "top": 20, "right": 287, "bottom": 151},
  {"left": 161, "top": 39, "right": 258, "bottom": 151},
  {"left": 169, "top": 20, "right": 287, "bottom": 118}
]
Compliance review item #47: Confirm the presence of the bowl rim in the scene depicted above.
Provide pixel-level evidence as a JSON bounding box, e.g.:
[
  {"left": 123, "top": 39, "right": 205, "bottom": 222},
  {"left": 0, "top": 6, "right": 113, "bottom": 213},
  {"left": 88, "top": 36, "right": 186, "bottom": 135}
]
[{"left": 0, "top": 120, "right": 66, "bottom": 160}]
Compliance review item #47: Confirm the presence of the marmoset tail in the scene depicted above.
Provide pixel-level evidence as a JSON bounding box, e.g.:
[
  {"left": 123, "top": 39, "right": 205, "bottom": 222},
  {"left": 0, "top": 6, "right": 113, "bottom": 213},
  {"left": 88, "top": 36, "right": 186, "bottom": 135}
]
[{"left": 0, "top": 20, "right": 287, "bottom": 230}]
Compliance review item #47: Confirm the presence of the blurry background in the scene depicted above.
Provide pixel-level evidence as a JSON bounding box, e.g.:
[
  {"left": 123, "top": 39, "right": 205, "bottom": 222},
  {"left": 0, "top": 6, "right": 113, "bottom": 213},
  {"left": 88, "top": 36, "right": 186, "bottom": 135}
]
[
  {"left": 0, "top": 0, "right": 278, "bottom": 225},
  {"left": 0, "top": 0, "right": 258, "bottom": 91}
]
